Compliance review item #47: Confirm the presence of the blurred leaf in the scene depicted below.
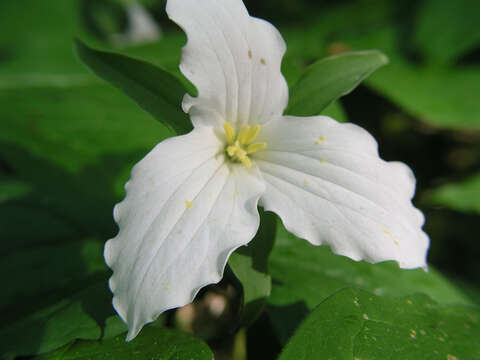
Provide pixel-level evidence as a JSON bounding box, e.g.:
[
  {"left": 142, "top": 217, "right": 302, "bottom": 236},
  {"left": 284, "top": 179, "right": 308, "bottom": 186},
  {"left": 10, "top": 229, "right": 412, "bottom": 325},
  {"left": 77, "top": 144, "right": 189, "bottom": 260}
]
[
  {"left": 0, "top": 0, "right": 91, "bottom": 76},
  {"left": 74, "top": 40, "right": 192, "bottom": 135},
  {"left": 345, "top": 28, "right": 480, "bottom": 129},
  {"left": 0, "top": 281, "right": 122, "bottom": 358},
  {"left": 268, "top": 223, "right": 472, "bottom": 344},
  {"left": 286, "top": 51, "right": 388, "bottom": 116},
  {"left": 322, "top": 101, "right": 348, "bottom": 123},
  {"left": 415, "top": 0, "right": 480, "bottom": 65},
  {"left": 36, "top": 327, "right": 212, "bottom": 360},
  {"left": 279, "top": 288, "right": 480, "bottom": 359},
  {"left": 0, "top": 83, "right": 170, "bottom": 172},
  {"left": 0, "top": 178, "right": 32, "bottom": 203},
  {"left": 1, "top": 239, "right": 105, "bottom": 309},
  {"left": 427, "top": 174, "right": 480, "bottom": 214},
  {"left": 228, "top": 210, "right": 277, "bottom": 327}
]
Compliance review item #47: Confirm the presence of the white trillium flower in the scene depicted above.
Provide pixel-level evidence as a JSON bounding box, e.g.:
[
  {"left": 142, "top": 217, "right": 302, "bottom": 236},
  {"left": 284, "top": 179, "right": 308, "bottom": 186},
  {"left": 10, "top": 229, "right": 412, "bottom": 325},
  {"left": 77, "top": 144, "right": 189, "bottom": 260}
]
[{"left": 104, "top": 0, "right": 430, "bottom": 341}]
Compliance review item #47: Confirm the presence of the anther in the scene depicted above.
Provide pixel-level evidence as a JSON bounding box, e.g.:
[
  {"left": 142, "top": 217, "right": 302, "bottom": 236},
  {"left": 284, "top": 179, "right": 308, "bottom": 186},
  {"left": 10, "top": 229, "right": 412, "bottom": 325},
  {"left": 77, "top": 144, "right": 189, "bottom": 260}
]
[{"left": 223, "top": 123, "right": 236, "bottom": 144}]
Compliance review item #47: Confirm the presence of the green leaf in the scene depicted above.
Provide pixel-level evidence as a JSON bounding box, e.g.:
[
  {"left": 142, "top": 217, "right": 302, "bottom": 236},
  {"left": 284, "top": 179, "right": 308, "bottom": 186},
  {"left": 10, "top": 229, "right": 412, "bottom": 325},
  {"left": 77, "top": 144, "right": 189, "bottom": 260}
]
[
  {"left": 279, "top": 288, "right": 480, "bottom": 360},
  {"left": 74, "top": 40, "right": 192, "bottom": 135},
  {"left": 0, "top": 177, "right": 32, "bottom": 204},
  {"left": 228, "top": 210, "right": 277, "bottom": 327},
  {"left": 0, "top": 281, "right": 123, "bottom": 358},
  {"left": 415, "top": 0, "right": 480, "bottom": 65},
  {"left": 1, "top": 239, "right": 105, "bottom": 309},
  {"left": 285, "top": 51, "right": 388, "bottom": 116},
  {"left": 321, "top": 101, "right": 348, "bottom": 123},
  {"left": 35, "top": 327, "right": 212, "bottom": 360},
  {"left": 268, "top": 223, "right": 472, "bottom": 344},
  {"left": 346, "top": 28, "right": 480, "bottom": 129},
  {"left": 427, "top": 173, "right": 480, "bottom": 214}
]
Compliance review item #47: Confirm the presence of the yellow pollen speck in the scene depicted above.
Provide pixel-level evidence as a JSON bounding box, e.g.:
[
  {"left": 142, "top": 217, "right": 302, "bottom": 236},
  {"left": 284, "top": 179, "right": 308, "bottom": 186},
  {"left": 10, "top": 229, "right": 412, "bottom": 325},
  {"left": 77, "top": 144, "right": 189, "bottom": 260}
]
[
  {"left": 383, "top": 228, "right": 400, "bottom": 247},
  {"left": 248, "top": 50, "right": 252, "bottom": 59},
  {"left": 260, "top": 58, "right": 266, "bottom": 65},
  {"left": 410, "top": 329, "right": 417, "bottom": 339},
  {"left": 363, "top": 314, "right": 369, "bottom": 320},
  {"left": 321, "top": 159, "right": 327, "bottom": 163},
  {"left": 185, "top": 200, "right": 193, "bottom": 209},
  {"left": 223, "top": 123, "right": 266, "bottom": 167},
  {"left": 304, "top": 179, "right": 310, "bottom": 185},
  {"left": 316, "top": 136, "right": 326, "bottom": 144}
]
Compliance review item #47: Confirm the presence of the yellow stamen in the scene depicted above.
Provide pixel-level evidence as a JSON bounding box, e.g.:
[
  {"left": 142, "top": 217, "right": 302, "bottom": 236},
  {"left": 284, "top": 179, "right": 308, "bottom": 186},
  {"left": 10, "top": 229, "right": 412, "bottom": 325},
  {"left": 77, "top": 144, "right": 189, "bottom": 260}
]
[
  {"left": 222, "top": 123, "right": 265, "bottom": 168},
  {"left": 239, "top": 156, "right": 252, "bottom": 167},
  {"left": 223, "top": 123, "right": 236, "bottom": 144},
  {"left": 247, "top": 142, "right": 267, "bottom": 154},
  {"left": 185, "top": 200, "right": 193, "bottom": 209},
  {"left": 238, "top": 125, "right": 251, "bottom": 145},
  {"left": 245, "top": 125, "right": 261, "bottom": 144}
]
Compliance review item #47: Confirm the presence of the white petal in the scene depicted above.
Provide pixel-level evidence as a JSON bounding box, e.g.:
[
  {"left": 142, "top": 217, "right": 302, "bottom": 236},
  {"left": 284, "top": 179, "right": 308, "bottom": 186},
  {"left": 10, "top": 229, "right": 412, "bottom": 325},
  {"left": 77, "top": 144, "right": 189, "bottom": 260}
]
[
  {"left": 166, "top": 0, "right": 288, "bottom": 129},
  {"left": 104, "top": 127, "right": 265, "bottom": 340},
  {"left": 255, "top": 116, "right": 429, "bottom": 269}
]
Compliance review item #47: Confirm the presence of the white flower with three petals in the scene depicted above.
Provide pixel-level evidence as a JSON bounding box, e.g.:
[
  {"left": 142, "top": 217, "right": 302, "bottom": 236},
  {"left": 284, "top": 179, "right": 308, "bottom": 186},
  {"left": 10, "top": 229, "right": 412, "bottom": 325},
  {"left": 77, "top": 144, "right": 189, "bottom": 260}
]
[{"left": 104, "top": 0, "right": 430, "bottom": 341}]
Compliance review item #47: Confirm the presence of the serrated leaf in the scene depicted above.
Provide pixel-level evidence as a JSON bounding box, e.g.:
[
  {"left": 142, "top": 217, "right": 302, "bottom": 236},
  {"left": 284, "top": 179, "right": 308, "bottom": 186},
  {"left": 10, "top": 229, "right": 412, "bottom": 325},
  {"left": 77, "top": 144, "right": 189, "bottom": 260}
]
[
  {"left": 228, "top": 210, "right": 277, "bottom": 327},
  {"left": 268, "top": 223, "right": 472, "bottom": 344},
  {"left": 279, "top": 288, "right": 480, "bottom": 360},
  {"left": 427, "top": 173, "right": 480, "bottom": 214},
  {"left": 74, "top": 40, "right": 192, "bottom": 135},
  {"left": 35, "top": 327, "right": 212, "bottom": 360},
  {"left": 285, "top": 51, "right": 388, "bottom": 116}
]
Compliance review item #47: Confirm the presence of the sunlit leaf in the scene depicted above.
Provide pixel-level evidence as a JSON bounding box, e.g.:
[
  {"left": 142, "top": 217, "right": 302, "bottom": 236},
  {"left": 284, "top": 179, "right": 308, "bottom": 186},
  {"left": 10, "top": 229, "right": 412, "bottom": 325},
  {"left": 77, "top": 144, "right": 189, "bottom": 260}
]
[
  {"left": 279, "top": 288, "right": 480, "bottom": 359},
  {"left": 268, "top": 223, "right": 472, "bottom": 344},
  {"left": 286, "top": 51, "right": 388, "bottom": 116},
  {"left": 74, "top": 40, "right": 192, "bottom": 135}
]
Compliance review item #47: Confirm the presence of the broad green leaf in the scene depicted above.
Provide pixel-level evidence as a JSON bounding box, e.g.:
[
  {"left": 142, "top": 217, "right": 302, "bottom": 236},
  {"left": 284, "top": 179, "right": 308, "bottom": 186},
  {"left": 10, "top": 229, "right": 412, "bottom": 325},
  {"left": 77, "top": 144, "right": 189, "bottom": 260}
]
[
  {"left": 427, "top": 173, "right": 480, "bottom": 214},
  {"left": 0, "top": 0, "right": 93, "bottom": 77},
  {"left": 228, "top": 210, "right": 277, "bottom": 327},
  {"left": 286, "top": 51, "right": 388, "bottom": 116},
  {"left": 346, "top": 28, "right": 480, "bottom": 129},
  {"left": 0, "top": 281, "right": 122, "bottom": 358},
  {"left": 36, "top": 327, "right": 212, "bottom": 360},
  {"left": 0, "top": 83, "right": 169, "bottom": 172},
  {"left": 322, "top": 101, "right": 348, "bottom": 123},
  {"left": 279, "top": 288, "right": 480, "bottom": 360},
  {"left": 0, "top": 178, "right": 32, "bottom": 204},
  {"left": 1, "top": 239, "right": 105, "bottom": 309},
  {"left": 0, "top": 81, "right": 173, "bottom": 249},
  {"left": 74, "top": 40, "right": 192, "bottom": 135},
  {"left": 415, "top": 0, "right": 480, "bottom": 65},
  {"left": 268, "top": 223, "right": 472, "bottom": 344}
]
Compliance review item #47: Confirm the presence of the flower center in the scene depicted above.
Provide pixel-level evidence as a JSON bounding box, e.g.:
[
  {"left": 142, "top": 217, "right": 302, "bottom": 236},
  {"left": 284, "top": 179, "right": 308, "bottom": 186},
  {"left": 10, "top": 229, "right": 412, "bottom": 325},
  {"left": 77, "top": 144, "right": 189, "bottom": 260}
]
[{"left": 223, "top": 123, "right": 266, "bottom": 167}]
